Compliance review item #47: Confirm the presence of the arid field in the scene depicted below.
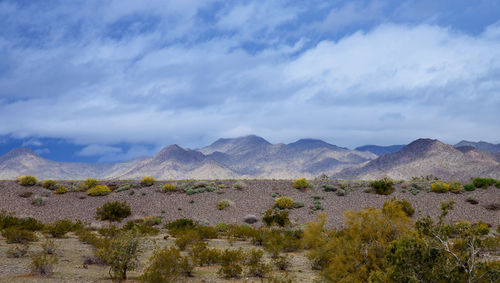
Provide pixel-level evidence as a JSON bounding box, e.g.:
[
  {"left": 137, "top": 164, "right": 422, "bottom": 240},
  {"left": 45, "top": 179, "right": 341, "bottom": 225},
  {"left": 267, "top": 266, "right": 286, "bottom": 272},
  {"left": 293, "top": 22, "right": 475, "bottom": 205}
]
[{"left": 0, "top": 178, "right": 499, "bottom": 282}]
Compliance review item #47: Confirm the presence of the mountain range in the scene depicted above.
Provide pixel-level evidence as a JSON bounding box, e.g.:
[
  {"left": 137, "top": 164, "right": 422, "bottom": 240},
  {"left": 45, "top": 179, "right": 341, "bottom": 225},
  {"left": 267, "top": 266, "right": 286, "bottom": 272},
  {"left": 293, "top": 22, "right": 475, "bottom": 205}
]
[{"left": 0, "top": 135, "right": 499, "bottom": 180}]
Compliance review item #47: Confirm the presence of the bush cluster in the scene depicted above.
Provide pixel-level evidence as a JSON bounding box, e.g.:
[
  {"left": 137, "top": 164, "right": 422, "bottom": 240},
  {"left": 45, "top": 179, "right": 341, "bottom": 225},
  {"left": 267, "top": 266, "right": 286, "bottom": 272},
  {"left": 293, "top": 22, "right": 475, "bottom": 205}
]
[
  {"left": 370, "top": 178, "right": 394, "bottom": 195},
  {"left": 217, "top": 200, "right": 231, "bottom": 210},
  {"left": 45, "top": 219, "right": 82, "bottom": 238},
  {"left": 472, "top": 177, "right": 497, "bottom": 189},
  {"left": 18, "top": 176, "right": 38, "bottom": 186},
  {"left": 161, "top": 183, "right": 176, "bottom": 192},
  {"left": 275, "top": 196, "right": 294, "bottom": 209},
  {"left": 96, "top": 201, "right": 131, "bottom": 222},
  {"left": 431, "top": 182, "right": 450, "bottom": 193},
  {"left": 2, "top": 227, "right": 38, "bottom": 243},
  {"left": 141, "top": 176, "right": 156, "bottom": 187},
  {"left": 42, "top": 180, "right": 58, "bottom": 190},
  {"left": 54, "top": 185, "right": 68, "bottom": 194},
  {"left": 293, "top": 178, "right": 309, "bottom": 189},
  {"left": 86, "top": 185, "right": 111, "bottom": 196},
  {"left": 263, "top": 209, "right": 289, "bottom": 227}
]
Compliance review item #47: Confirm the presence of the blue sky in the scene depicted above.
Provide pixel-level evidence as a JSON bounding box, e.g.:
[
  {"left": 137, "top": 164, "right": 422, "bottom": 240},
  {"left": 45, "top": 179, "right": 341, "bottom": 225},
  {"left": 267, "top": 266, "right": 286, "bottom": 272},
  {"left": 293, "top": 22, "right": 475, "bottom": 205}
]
[{"left": 1, "top": 0, "right": 499, "bottom": 162}]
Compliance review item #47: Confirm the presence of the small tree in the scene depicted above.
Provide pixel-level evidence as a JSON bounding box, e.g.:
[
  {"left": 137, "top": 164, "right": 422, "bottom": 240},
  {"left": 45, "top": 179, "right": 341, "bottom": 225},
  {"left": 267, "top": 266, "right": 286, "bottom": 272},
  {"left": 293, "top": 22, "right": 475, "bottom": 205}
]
[{"left": 101, "top": 229, "right": 141, "bottom": 280}]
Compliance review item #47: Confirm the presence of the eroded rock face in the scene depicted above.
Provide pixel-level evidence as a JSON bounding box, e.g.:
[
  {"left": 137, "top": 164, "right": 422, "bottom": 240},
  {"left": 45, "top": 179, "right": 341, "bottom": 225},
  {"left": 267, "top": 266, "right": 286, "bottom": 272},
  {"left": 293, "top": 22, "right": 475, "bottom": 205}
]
[{"left": 243, "top": 214, "right": 258, "bottom": 224}]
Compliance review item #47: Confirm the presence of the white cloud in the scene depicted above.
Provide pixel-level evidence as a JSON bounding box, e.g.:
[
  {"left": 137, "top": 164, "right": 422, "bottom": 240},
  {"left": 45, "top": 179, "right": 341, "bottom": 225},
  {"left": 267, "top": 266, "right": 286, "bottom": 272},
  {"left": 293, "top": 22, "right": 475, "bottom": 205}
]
[{"left": 0, "top": 1, "right": 499, "bottom": 151}]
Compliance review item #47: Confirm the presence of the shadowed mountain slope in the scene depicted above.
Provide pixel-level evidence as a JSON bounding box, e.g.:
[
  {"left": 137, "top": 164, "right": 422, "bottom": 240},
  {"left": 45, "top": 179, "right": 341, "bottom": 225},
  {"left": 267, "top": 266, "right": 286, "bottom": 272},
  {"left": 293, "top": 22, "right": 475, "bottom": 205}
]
[
  {"left": 355, "top": 144, "right": 405, "bottom": 155},
  {"left": 335, "top": 139, "right": 500, "bottom": 181}
]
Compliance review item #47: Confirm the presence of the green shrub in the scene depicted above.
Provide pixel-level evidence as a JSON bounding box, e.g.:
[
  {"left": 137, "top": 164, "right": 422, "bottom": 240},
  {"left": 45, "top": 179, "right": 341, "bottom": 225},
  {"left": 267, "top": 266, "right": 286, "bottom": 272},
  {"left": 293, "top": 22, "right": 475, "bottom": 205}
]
[
  {"left": 293, "top": 178, "right": 309, "bottom": 189},
  {"left": 42, "top": 180, "right": 58, "bottom": 190},
  {"left": 495, "top": 181, "right": 500, "bottom": 189},
  {"left": 466, "top": 197, "right": 479, "bottom": 205},
  {"left": 216, "top": 222, "right": 229, "bottom": 232},
  {"left": 175, "top": 230, "right": 202, "bottom": 251},
  {"left": 161, "top": 183, "right": 176, "bottom": 192},
  {"left": 165, "top": 218, "right": 196, "bottom": 232},
  {"left": 463, "top": 183, "right": 475, "bottom": 191},
  {"left": 245, "top": 248, "right": 271, "bottom": 277},
  {"left": 472, "top": 177, "right": 496, "bottom": 189},
  {"left": 115, "top": 184, "right": 131, "bottom": 192},
  {"left": 141, "top": 176, "right": 156, "bottom": 187},
  {"left": 276, "top": 196, "right": 294, "bottom": 209},
  {"left": 123, "top": 220, "right": 160, "bottom": 236},
  {"left": 395, "top": 198, "right": 415, "bottom": 217},
  {"left": 449, "top": 182, "right": 463, "bottom": 194},
  {"left": 0, "top": 211, "right": 44, "bottom": 231},
  {"left": 96, "top": 201, "right": 131, "bottom": 222},
  {"left": 54, "top": 185, "right": 68, "bottom": 194},
  {"left": 6, "top": 244, "right": 29, "bottom": 258},
  {"left": 30, "top": 252, "right": 58, "bottom": 276},
  {"left": 46, "top": 219, "right": 80, "bottom": 238},
  {"left": 140, "top": 246, "right": 193, "bottom": 282},
  {"left": 293, "top": 201, "right": 305, "bottom": 208},
  {"left": 84, "top": 178, "right": 99, "bottom": 189},
  {"left": 321, "top": 184, "right": 337, "bottom": 192},
  {"left": 189, "top": 241, "right": 221, "bottom": 266},
  {"left": 272, "top": 254, "right": 291, "bottom": 271},
  {"left": 86, "top": 185, "right": 111, "bottom": 196},
  {"left": 370, "top": 178, "right": 394, "bottom": 195},
  {"left": 218, "top": 248, "right": 245, "bottom": 278},
  {"left": 2, "top": 227, "right": 37, "bottom": 243},
  {"left": 18, "top": 176, "right": 38, "bottom": 186},
  {"left": 431, "top": 182, "right": 450, "bottom": 193},
  {"left": 263, "top": 209, "right": 289, "bottom": 227},
  {"left": 233, "top": 183, "right": 243, "bottom": 190},
  {"left": 217, "top": 200, "right": 231, "bottom": 210}
]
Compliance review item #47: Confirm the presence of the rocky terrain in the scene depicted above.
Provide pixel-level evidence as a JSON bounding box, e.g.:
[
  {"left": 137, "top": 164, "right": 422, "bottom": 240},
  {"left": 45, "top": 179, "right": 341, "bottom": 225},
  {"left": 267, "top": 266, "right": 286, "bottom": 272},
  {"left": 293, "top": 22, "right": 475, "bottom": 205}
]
[
  {"left": 336, "top": 139, "right": 500, "bottom": 181},
  {"left": 1, "top": 179, "right": 499, "bottom": 228}
]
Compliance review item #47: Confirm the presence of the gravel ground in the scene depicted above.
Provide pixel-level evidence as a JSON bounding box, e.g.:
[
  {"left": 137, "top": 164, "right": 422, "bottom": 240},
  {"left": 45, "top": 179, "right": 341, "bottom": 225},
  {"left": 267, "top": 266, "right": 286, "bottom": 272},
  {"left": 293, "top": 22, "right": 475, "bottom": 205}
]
[{"left": 0, "top": 180, "right": 498, "bottom": 228}]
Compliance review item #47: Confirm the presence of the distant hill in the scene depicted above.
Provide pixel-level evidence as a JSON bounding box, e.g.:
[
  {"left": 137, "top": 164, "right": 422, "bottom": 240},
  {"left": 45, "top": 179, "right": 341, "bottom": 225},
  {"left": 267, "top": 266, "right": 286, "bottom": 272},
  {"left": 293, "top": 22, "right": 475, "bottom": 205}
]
[
  {"left": 454, "top": 140, "right": 500, "bottom": 152},
  {"left": 0, "top": 148, "right": 143, "bottom": 179},
  {"left": 1, "top": 136, "right": 498, "bottom": 180},
  {"left": 355, "top": 144, "right": 405, "bottom": 155},
  {"left": 336, "top": 139, "right": 500, "bottom": 181}
]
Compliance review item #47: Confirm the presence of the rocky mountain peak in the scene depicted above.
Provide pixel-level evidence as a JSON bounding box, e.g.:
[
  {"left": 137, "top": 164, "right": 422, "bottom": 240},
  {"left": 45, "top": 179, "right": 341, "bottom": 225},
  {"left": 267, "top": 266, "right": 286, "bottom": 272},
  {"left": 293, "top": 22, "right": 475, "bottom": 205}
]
[{"left": 288, "top": 138, "right": 347, "bottom": 151}]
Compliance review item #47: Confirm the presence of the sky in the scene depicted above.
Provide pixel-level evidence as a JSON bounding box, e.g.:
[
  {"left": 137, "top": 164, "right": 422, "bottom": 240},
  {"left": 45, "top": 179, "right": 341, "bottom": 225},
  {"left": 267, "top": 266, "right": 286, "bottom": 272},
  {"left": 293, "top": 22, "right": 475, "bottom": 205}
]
[{"left": 0, "top": 0, "right": 499, "bottom": 162}]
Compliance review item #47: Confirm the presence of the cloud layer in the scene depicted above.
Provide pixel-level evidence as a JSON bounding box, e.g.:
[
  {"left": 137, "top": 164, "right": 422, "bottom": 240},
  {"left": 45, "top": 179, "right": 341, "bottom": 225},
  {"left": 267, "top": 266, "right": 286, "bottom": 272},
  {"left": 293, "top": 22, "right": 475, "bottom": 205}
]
[{"left": 0, "top": 0, "right": 499, "bottom": 160}]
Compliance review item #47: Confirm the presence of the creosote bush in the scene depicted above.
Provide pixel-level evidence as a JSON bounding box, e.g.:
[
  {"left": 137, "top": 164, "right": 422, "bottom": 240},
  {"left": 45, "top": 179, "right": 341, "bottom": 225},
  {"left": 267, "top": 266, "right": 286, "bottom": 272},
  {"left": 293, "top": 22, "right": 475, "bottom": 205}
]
[
  {"left": 42, "top": 180, "right": 58, "bottom": 190},
  {"left": 46, "top": 219, "right": 81, "bottom": 238},
  {"left": 161, "top": 183, "right": 176, "bottom": 192},
  {"left": 275, "top": 196, "right": 294, "bottom": 209},
  {"left": 86, "top": 185, "right": 111, "bottom": 196},
  {"left": 263, "top": 209, "right": 289, "bottom": 227},
  {"left": 18, "top": 176, "right": 38, "bottom": 186},
  {"left": 464, "top": 183, "right": 476, "bottom": 191},
  {"left": 2, "top": 227, "right": 38, "bottom": 243},
  {"left": 217, "top": 200, "right": 231, "bottom": 210},
  {"left": 30, "top": 252, "right": 58, "bottom": 276},
  {"left": 84, "top": 178, "right": 99, "bottom": 189},
  {"left": 293, "top": 178, "right": 309, "bottom": 189},
  {"left": 96, "top": 201, "right": 131, "bottom": 222},
  {"left": 54, "top": 185, "right": 68, "bottom": 194},
  {"left": 141, "top": 176, "right": 156, "bottom": 187},
  {"left": 431, "top": 182, "right": 450, "bottom": 193},
  {"left": 218, "top": 248, "right": 245, "bottom": 278},
  {"left": 472, "top": 177, "right": 497, "bottom": 189},
  {"left": 141, "top": 247, "right": 193, "bottom": 282},
  {"left": 370, "top": 177, "right": 394, "bottom": 195}
]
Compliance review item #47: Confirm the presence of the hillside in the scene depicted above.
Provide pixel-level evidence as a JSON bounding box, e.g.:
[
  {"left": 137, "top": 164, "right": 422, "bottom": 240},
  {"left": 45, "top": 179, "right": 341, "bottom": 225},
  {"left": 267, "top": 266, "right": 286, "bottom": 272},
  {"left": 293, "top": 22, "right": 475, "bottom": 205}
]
[{"left": 335, "top": 139, "right": 500, "bottom": 180}]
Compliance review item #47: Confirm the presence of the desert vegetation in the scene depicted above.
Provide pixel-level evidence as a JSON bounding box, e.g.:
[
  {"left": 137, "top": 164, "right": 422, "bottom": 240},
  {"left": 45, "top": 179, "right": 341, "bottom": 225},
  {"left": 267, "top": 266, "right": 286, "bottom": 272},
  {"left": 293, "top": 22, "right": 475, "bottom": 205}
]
[{"left": 0, "top": 177, "right": 499, "bottom": 282}]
